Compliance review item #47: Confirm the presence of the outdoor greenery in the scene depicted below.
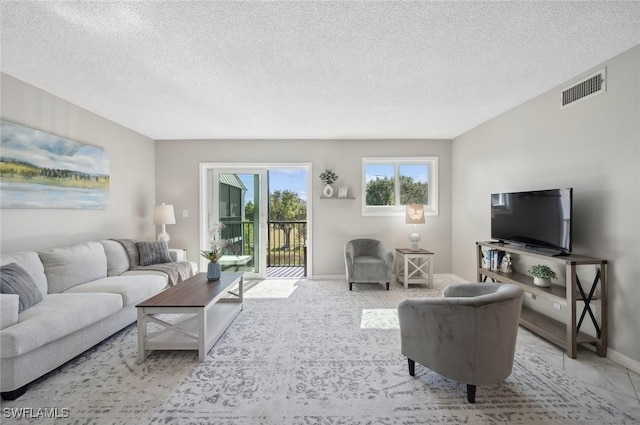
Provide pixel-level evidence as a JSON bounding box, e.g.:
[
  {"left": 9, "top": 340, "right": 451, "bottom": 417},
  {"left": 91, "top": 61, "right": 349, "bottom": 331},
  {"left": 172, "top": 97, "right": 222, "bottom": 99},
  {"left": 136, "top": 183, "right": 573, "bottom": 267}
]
[
  {"left": 366, "top": 175, "right": 427, "bottom": 206},
  {"left": 269, "top": 190, "right": 307, "bottom": 249},
  {"left": 222, "top": 190, "right": 307, "bottom": 267}
]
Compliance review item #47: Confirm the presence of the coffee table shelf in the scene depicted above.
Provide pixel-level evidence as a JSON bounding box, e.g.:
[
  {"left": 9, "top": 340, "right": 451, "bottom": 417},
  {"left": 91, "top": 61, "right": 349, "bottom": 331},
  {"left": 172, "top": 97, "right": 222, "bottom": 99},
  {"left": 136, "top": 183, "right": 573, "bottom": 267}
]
[{"left": 136, "top": 272, "right": 243, "bottom": 362}]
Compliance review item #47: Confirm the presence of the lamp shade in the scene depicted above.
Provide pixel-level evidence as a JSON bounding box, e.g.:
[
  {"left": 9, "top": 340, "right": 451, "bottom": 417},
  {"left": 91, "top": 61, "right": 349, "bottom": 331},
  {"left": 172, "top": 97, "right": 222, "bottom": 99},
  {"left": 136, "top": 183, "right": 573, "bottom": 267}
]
[
  {"left": 406, "top": 204, "right": 425, "bottom": 224},
  {"left": 153, "top": 203, "right": 176, "bottom": 225}
]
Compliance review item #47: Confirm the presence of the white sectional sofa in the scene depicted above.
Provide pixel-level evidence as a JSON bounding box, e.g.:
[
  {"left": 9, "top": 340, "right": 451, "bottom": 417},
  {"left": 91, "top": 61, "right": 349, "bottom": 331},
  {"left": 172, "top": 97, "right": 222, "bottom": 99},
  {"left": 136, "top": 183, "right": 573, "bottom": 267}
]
[{"left": 0, "top": 240, "right": 196, "bottom": 400}]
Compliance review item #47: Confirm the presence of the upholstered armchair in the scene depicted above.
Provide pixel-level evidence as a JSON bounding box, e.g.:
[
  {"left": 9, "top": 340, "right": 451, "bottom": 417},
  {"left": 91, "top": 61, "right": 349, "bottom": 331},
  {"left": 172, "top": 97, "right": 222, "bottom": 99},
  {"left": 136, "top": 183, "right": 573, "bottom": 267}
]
[
  {"left": 344, "top": 239, "right": 394, "bottom": 291},
  {"left": 398, "top": 282, "right": 523, "bottom": 403}
]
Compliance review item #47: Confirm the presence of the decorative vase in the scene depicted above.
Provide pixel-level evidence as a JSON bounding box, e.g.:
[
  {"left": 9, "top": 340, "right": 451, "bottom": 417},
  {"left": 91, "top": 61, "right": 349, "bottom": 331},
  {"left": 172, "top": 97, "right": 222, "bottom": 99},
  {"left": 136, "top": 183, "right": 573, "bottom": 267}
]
[
  {"left": 322, "top": 184, "right": 334, "bottom": 197},
  {"left": 207, "top": 261, "right": 221, "bottom": 281},
  {"left": 533, "top": 277, "right": 551, "bottom": 287}
]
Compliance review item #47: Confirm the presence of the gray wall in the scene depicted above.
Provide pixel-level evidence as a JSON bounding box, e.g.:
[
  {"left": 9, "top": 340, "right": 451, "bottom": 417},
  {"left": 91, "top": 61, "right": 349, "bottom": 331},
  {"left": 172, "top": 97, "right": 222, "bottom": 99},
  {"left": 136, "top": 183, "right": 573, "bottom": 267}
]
[
  {"left": 0, "top": 74, "right": 157, "bottom": 252},
  {"left": 155, "top": 139, "right": 452, "bottom": 276},
  {"left": 451, "top": 45, "right": 640, "bottom": 365}
]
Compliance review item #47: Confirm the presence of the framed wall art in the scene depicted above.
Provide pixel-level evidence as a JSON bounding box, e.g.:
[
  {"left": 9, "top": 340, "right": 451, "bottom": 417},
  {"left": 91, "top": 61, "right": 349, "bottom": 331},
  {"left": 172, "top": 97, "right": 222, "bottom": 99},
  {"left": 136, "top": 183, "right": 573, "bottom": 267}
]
[{"left": 0, "top": 120, "right": 109, "bottom": 209}]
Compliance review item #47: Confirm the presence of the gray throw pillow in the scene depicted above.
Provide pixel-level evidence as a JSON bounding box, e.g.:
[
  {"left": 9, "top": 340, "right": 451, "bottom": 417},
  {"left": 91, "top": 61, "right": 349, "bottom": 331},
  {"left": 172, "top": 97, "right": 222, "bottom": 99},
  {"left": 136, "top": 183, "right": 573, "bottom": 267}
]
[
  {"left": 0, "top": 262, "right": 44, "bottom": 313},
  {"left": 136, "top": 241, "right": 173, "bottom": 266}
]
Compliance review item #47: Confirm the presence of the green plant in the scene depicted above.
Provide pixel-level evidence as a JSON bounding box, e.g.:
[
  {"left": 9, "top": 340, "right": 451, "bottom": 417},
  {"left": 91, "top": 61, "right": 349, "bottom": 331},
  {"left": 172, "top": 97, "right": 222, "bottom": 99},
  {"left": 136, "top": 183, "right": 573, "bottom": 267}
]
[
  {"left": 528, "top": 264, "right": 557, "bottom": 279},
  {"left": 319, "top": 169, "right": 338, "bottom": 185}
]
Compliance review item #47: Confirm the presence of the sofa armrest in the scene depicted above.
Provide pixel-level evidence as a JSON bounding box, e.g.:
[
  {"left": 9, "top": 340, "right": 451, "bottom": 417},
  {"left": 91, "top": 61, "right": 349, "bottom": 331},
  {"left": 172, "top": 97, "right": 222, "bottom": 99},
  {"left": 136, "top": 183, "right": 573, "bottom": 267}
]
[
  {"left": 169, "top": 249, "right": 186, "bottom": 262},
  {"left": 0, "top": 294, "right": 19, "bottom": 330}
]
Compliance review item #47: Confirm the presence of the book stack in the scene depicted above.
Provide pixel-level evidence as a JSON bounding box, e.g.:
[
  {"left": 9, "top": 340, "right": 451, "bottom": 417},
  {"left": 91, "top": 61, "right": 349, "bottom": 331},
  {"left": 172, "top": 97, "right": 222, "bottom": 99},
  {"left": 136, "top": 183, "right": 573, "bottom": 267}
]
[{"left": 483, "top": 249, "right": 505, "bottom": 272}]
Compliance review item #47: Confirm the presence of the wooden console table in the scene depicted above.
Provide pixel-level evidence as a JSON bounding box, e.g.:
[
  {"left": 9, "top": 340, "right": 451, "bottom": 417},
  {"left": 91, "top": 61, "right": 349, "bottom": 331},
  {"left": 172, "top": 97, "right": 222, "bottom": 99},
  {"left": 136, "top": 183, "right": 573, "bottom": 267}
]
[
  {"left": 476, "top": 242, "right": 607, "bottom": 358},
  {"left": 136, "top": 272, "right": 243, "bottom": 362}
]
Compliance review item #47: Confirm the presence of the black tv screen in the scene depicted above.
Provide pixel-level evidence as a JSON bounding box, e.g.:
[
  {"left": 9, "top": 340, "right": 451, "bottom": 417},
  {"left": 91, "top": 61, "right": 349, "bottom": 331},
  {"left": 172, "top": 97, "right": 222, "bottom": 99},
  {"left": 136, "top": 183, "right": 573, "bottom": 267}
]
[{"left": 491, "top": 188, "right": 573, "bottom": 253}]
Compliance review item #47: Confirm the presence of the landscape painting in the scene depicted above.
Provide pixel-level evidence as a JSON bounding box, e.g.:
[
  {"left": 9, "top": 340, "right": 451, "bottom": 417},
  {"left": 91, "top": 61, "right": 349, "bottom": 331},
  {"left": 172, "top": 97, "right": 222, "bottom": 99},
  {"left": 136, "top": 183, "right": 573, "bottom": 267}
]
[{"left": 0, "top": 120, "right": 109, "bottom": 209}]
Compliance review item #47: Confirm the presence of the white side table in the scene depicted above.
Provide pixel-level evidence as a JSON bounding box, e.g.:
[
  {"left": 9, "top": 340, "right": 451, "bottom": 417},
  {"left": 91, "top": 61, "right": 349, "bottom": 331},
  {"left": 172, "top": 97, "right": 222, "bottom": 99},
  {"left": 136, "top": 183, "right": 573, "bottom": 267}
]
[{"left": 394, "top": 248, "right": 434, "bottom": 289}]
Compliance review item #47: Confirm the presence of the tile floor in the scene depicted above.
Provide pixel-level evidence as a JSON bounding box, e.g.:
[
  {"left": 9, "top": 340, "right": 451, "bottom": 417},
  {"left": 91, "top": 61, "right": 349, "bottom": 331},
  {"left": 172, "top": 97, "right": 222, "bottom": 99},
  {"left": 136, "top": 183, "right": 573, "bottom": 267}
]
[{"left": 516, "top": 326, "right": 640, "bottom": 418}]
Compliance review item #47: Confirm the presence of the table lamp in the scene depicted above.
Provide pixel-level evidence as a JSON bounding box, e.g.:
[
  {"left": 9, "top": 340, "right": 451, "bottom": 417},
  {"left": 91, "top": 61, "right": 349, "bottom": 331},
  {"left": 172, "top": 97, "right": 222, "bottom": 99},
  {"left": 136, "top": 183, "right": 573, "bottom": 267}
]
[
  {"left": 406, "top": 204, "right": 425, "bottom": 251},
  {"left": 153, "top": 203, "right": 176, "bottom": 242}
]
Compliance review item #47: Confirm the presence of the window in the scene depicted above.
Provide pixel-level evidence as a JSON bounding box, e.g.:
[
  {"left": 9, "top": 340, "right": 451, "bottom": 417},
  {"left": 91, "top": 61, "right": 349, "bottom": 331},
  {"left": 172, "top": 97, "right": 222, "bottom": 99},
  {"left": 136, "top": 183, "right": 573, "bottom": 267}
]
[{"left": 362, "top": 157, "right": 438, "bottom": 216}]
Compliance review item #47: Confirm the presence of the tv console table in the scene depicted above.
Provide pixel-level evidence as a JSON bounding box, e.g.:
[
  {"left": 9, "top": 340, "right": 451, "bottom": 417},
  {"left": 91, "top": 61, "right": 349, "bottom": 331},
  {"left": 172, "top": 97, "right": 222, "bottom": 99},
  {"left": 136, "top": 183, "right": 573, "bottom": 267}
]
[{"left": 476, "top": 241, "right": 607, "bottom": 359}]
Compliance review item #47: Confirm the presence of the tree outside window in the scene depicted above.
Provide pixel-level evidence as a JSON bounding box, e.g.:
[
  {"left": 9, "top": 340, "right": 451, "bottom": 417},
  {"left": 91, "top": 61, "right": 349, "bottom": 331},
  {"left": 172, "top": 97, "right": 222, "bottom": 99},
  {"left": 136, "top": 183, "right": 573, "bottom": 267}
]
[{"left": 362, "top": 157, "right": 438, "bottom": 216}]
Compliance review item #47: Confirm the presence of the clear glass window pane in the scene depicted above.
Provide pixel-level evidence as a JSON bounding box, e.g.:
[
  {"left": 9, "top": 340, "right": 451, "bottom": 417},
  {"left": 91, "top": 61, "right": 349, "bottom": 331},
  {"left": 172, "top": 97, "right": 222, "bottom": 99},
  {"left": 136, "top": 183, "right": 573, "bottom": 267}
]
[
  {"left": 399, "top": 164, "right": 429, "bottom": 205},
  {"left": 365, "top": 164, "right": 395, "bottom": 206}
]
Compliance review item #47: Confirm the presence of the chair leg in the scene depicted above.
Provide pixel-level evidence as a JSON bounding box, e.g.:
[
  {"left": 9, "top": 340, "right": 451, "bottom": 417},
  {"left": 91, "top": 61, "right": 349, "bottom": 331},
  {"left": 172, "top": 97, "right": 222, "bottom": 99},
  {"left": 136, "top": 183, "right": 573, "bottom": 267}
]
[
  {"left": 1, "top": 384, "right": 27, "bottom": 400},
  {"left": 408, "top": 358, "right": 415, "bottom": 376},
  {"left": 349, "top": 282, "right": 353, "bottom": 291},
  {"left": 466, "top": 384, "right": 476, "bottom": 403},
  {"left": 386, "top": 281, "right": 390, "bottom": 290}
]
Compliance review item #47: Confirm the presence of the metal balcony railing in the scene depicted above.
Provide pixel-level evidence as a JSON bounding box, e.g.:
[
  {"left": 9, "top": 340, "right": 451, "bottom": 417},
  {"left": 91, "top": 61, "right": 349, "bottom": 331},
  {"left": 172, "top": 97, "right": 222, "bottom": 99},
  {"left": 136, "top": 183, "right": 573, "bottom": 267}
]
[{"left": 219, "top": 220, "right": 307, "bottom": 272}]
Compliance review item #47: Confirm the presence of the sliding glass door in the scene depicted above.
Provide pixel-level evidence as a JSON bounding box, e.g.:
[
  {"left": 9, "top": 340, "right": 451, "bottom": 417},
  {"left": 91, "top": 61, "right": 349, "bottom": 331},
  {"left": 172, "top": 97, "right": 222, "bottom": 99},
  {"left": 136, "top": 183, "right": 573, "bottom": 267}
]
[
  {"left": 204, "top": 168, "right": 267, "bottom": 279},
  {"left": 200, "top": 163, "right": 312, "bottom": 279}
]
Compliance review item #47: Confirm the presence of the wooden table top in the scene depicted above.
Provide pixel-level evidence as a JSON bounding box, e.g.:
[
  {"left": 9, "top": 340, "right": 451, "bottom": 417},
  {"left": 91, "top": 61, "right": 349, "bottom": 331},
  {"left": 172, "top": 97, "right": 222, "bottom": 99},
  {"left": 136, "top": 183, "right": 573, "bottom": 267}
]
[
  {"left": 395, "top": 248, "right": 434, "bottom": 255},
  {"left": 136, "top": 272, "right": 242, "bottom": 308}
]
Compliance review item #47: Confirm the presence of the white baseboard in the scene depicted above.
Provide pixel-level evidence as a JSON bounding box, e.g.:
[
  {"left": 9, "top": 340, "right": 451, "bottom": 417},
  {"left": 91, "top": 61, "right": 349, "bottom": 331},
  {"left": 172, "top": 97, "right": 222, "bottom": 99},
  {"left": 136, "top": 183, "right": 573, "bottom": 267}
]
[{"left": 607, "top": 347, "right": 640, "bottom": 375}]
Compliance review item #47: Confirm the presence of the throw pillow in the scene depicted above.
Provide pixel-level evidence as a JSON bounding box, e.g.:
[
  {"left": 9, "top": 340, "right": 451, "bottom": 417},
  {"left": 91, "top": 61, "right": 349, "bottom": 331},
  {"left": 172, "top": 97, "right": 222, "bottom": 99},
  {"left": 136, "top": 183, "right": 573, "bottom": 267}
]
[
  {"left": 0, "top": 262, "right": 44, "bottom": 313},
  {"left": 136, "top": 241, "right": 173, "bottom": 266}
]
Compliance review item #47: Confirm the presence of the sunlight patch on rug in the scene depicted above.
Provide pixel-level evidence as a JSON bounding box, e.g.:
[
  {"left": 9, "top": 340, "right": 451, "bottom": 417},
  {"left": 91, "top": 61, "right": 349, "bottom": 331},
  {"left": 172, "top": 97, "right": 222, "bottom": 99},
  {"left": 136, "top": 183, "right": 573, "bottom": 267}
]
[
  {"left": 360, "top": 308, "right": 399, "bottom": 329},
  {"left": 243, "top": 278, "right": 299, "bottom": 299}
]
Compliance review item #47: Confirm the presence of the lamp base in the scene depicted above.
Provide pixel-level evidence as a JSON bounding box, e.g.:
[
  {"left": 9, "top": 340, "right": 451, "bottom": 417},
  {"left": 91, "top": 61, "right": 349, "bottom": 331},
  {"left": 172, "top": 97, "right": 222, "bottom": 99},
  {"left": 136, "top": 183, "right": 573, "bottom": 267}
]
[
  {"left": 157, "top": 224, "right": 170, "bottom": 243},
  {"left": 409, "top": 232, "right": 420, "bottom": 251}
]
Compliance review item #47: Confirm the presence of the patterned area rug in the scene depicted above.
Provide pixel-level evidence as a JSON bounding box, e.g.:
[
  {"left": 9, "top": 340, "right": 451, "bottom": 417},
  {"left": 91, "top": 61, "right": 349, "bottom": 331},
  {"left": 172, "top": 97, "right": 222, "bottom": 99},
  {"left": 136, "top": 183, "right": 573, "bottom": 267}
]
[{"left": 1, "top": 278, "right": 637, "bottom": 424}]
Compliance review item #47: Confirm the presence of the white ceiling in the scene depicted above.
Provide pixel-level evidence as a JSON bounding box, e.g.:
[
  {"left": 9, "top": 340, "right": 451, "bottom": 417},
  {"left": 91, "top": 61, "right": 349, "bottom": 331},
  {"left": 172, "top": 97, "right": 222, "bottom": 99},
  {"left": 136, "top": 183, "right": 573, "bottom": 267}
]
[{"left": 1, "top": 1, "right": 640, "bottom": 140}]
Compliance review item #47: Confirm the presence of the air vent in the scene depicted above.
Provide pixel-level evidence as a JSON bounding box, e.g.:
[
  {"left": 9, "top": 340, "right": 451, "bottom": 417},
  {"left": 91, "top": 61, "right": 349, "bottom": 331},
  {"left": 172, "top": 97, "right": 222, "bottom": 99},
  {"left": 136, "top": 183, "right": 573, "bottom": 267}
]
[{"left": 561, "top": 68, "right": 606, "bottom": 108}]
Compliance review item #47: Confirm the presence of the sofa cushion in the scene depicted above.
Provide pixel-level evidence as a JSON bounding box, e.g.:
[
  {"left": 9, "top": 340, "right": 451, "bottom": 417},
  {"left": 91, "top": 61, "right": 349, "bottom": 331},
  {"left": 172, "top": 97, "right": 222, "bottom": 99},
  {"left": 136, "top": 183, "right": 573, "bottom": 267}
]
[
  {"left": 64, "top": 275, "right": 166, "bottom": 306},
  {"left": 0, "top": 292, "right": 122, "bottom": 358},
  {"left": 0, "top": 251, "right": 47, "bottom": 297},
  {"left": 0, "top": 294, "right": 19, "bottom": 330},
  {"left": 0, "top": 263, "right": 44, "bottom": 312},
  {"left": 100, "top": 240, "right": 131, "bottom": 276},
  {"left": 39, "top": 242, "right": 108, "bottom": 294},
  {"left": 137, "top": 241, "right": 173, "bottom": 266},
  {"left": 121, "top": 269, "right": 169, "bottom": 285}
]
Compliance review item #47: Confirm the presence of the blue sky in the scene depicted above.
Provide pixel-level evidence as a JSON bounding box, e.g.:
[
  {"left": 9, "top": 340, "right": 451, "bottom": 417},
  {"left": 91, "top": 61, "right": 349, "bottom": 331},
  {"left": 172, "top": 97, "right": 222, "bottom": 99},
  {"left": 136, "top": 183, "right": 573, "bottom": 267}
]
[
  {"left": 365, "top": 163, "right": 428, "bottom": 183},
  {"left": 239, "top": 168, "right": 308, "bottom": 203}
]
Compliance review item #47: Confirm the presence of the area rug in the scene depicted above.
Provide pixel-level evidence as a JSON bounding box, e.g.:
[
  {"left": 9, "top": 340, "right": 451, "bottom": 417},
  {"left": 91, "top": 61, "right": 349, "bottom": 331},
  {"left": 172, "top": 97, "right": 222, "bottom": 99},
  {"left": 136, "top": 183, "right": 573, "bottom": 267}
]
[{"left": 1, "top": 278, "right": 637, "bottom": 424}]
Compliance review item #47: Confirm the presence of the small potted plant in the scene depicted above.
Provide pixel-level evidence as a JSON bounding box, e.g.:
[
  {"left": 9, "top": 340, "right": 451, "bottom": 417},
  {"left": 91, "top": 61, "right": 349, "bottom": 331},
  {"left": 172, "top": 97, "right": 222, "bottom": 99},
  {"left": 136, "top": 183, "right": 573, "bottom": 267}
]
[
  {"left": 528, "top": 264, "right": 557, "bottom": 287},
  {"left": 201, "top": 222, "right": 232, "bottom": 281},
  {"left": 319, "top": 169, "right": 338, "bottom": 197}
]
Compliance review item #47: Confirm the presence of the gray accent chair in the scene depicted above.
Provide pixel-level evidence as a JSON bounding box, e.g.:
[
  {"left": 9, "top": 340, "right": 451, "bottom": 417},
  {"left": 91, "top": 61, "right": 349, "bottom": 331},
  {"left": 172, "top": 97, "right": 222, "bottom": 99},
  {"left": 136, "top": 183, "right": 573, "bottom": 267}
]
[
  {"left": 344, "top": 239, "right": 394, "bottom": 291},
  {"left": 398, "top": 282, "right": 523, "bottom": 403}
]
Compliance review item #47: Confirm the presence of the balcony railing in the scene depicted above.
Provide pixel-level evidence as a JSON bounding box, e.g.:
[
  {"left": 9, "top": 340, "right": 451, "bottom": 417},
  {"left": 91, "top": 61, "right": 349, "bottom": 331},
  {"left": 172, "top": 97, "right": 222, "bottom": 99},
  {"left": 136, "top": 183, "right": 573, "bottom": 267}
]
[{"left": 219, "top": 219, "right": 307, "bottom": 272}]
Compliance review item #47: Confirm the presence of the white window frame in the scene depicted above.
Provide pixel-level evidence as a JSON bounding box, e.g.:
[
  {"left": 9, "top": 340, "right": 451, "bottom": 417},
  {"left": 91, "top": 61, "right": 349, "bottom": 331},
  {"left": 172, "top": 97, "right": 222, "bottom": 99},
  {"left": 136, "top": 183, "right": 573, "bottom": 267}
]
[{"left": 362, "top": 156, "right": 438, "bottom": 217}]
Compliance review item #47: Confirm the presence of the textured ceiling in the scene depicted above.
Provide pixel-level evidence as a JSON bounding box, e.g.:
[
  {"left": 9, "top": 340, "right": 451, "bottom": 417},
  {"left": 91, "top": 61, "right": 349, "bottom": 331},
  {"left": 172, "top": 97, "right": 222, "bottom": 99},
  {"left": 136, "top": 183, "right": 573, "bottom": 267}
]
[{"left": 1, "top": 1, "right": 640, "bottom": 140}]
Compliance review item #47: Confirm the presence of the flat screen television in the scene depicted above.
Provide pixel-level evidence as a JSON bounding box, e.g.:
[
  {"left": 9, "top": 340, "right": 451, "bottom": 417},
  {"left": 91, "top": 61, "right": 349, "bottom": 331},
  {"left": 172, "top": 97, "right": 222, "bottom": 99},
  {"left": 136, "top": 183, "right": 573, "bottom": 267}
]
[{"left": 491, "top": 188, "right": 573, "bottom": 254}]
